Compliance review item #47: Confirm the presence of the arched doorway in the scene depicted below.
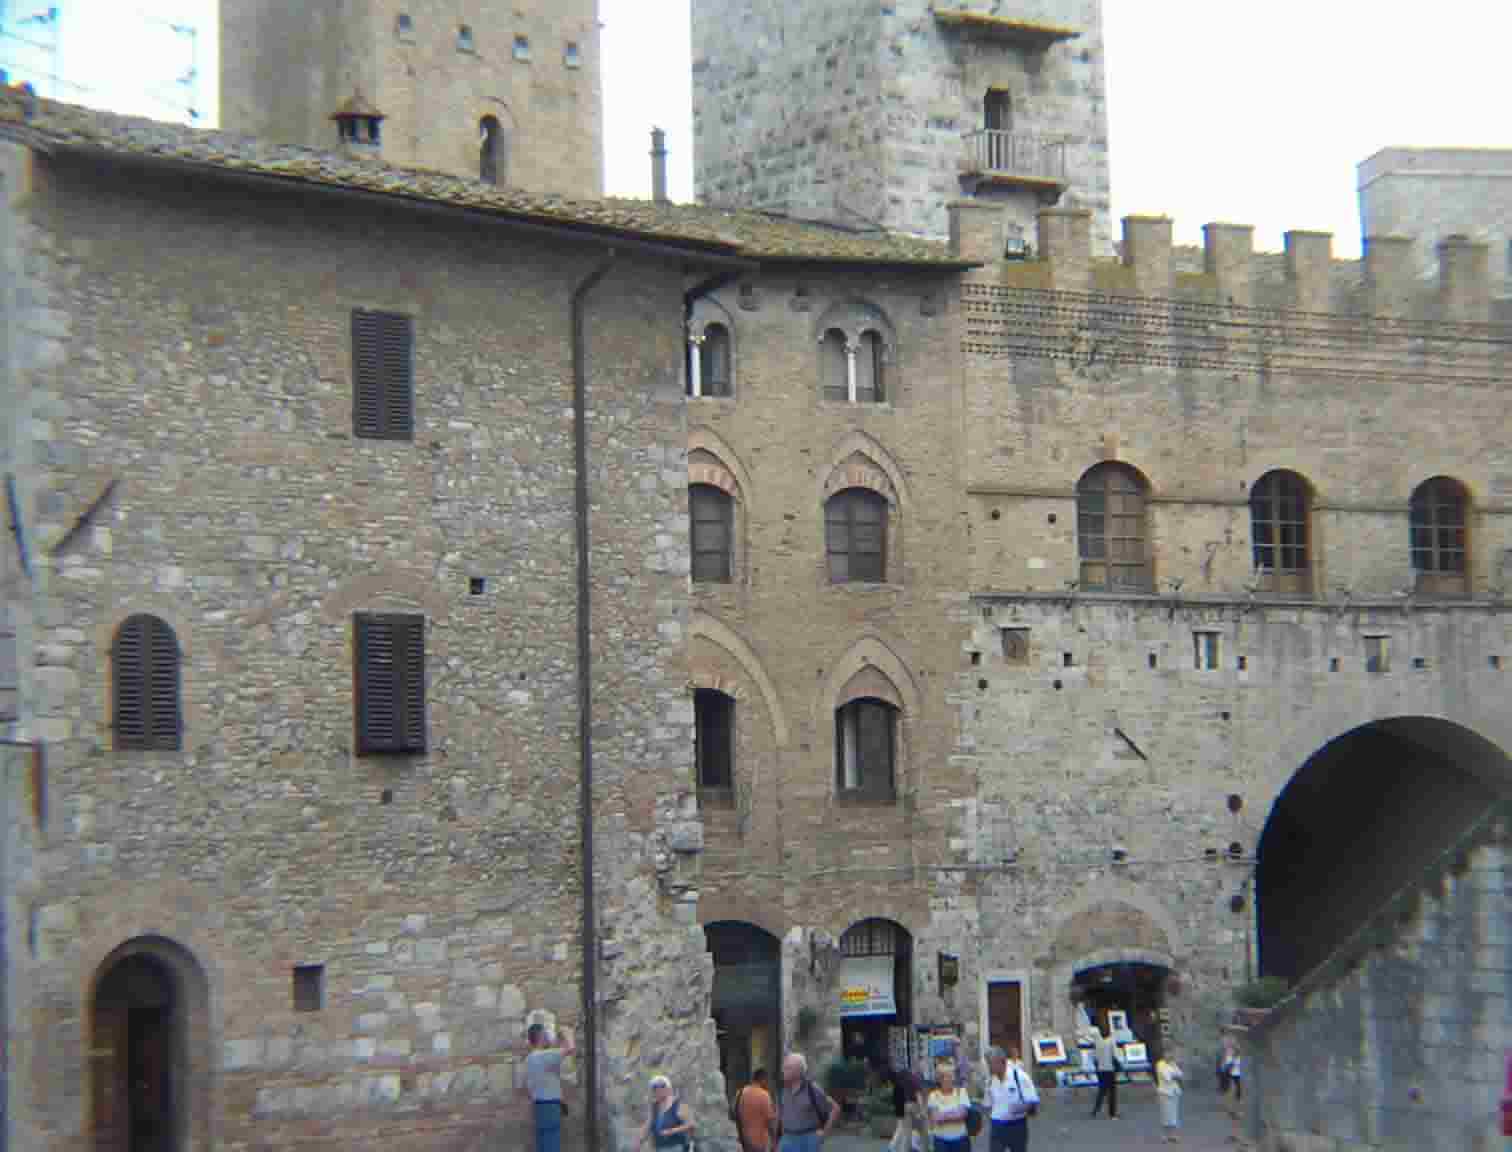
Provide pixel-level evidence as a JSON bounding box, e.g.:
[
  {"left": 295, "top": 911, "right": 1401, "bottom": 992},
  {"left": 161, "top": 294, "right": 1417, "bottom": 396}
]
[
  {"left": 1257, "top": 718, "right": 1508, "bottom": 984},
  {"left": 838, "top": 918, "right": 912, "bottom": 1074},
  {"left": 90, "top": 937, "right": 207, "bottom": 1152},
  {"left": 707, "top": 921, "right": 782, "bottom": 1098},
  {"left": 1069, "top": 960, "right": 1171, "bottom": 1061}
]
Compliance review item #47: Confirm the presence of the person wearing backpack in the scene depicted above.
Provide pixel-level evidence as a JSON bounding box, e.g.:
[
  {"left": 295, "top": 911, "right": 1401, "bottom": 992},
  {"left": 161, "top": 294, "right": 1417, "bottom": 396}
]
[
  {"left": 776, "top": 1053, "right": 837, "bottom": 1152},
  {"left": 986, "top": 1047, "right": 1039, "bottom": 1152}
]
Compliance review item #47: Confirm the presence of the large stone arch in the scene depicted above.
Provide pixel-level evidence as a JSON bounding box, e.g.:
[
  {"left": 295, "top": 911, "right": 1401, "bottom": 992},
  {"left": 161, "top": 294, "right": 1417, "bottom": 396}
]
[
  {"left": 1046, "top": 878, "right": 1184, "bottom": 964},
  {"left": 698, "top": 892, "right": 787, "bottom": 941}
]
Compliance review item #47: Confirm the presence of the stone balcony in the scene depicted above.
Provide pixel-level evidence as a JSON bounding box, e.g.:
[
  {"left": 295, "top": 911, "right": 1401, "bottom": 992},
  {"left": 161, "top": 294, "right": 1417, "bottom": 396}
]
[{"left": 961, "top": 130, "right": 1068, "bottom": 200}]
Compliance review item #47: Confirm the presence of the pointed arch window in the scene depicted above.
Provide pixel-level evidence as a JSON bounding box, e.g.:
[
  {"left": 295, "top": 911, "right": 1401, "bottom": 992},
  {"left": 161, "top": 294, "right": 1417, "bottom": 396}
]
[
  {"left": 836, "top": 698, "right": 897, "bottom": 803},
  {"left": 1410, "top": 477, "right": 1468, "bottom": 597},
  {"left": 690, "top": 484, "right": 734, "bottom": 583},
  {"left": 113, "top": 614, "right": 181, "bottom": 750},
  {"left": 1250, "top": 470, "right": 1312, "bottom": 594},
  {"left": 1077, "top": 463, "right": 1149, "bottom": 591},
  {"left": 825, "top": 488, "right": 887, "bottom": 583}
]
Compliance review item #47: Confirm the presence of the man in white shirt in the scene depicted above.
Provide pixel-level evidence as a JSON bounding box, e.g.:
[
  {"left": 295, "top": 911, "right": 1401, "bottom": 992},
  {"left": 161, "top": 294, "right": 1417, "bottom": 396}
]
[
  {"left": 1090, "top": 1026, "right": 1119, "bottom": 1118},
  {"left": 985, "top": 1047, "right": 1039, "bottom": 1152}
]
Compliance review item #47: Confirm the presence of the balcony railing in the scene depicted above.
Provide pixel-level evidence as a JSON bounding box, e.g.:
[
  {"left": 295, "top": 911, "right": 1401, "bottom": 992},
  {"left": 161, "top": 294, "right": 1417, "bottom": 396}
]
[{"left": 961, "top": 131, "right": 1068, "bottom": 186}]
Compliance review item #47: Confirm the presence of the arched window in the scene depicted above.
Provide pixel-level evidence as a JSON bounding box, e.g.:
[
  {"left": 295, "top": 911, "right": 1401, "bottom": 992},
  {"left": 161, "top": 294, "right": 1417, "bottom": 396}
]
[
  {"left": 836, "top": 697, "right": 897, "bottom": 803},
  {"left": 1077, "top": 463, "right": 1149, "bottom": 591},
  {"left": 825, "top": 488, "right": 888, "bottom": 584},
  {"left": 479, "top": 115, "right": 504, "bottom": 185},
  {"left": 1410, "top": 477, "right": 1468, "bottom": 597},
  {"left": 113, "top": 614, "right": 181, "bottom": 750},
  {"left": 690, "top": 484, "right": 734, "bottom": 583},
  {"left": 821, "top": 328, "right": 849, "bottom": 402},
  {"left": 694, "top": 687, "right": 735, "bottom": 808},
  {"left": 1250, "top": 470, "right": 1312, "bottom": 594},
  {"left": 856, "top": 330, "right": 885, "bottom": 404},
  {"left": 700, "top": 323, "right": 732, "bottom": 398}
]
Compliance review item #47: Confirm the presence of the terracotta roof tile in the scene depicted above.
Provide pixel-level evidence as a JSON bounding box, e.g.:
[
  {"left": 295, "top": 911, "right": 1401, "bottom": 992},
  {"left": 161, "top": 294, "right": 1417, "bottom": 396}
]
[{"left": 0, "top": 90, "right": 971, "bottom": 268}]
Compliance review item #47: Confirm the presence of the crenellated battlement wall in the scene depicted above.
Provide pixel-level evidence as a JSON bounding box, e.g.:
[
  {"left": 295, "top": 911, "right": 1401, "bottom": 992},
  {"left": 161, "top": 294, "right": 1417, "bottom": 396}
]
[{"left": 952, "top": 202, "right": 1512, "bottom": 329}]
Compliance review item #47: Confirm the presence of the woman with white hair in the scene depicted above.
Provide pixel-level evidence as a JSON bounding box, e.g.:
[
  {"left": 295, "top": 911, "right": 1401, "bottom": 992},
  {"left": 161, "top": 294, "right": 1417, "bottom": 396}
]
[{"left": 638, "top": 1074, "right": 696, "bottom": 1152}]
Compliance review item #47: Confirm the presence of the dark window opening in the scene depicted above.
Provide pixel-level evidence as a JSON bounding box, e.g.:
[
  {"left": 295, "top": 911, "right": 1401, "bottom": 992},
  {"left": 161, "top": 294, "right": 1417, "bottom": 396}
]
[
  {"left": 836, "top": 697, "right": 897, "bottom": 804},
  {"left": 825, "top": 488, "right": 887, "bottom": 584},
  {"left": 690, "top": 484, "right": 734, "bottom": 583},
  {"left": 694, "top": 688, "right": 735, "bottom": 808},
  {"left": 984, "top": 88, "right": 1012, "bottom": 132},
  {"left": 351, "top": 309, "right": 414, "bottom": 440},
  {"left": 354, "top": 612, "right": 427, "bottom": 756},
  {"left": 113, "top": 614, "right": 182, "bottom": 751},
  {"left": 293, "top": 965, "right": 324, "bottom": 1012},
  {"left": 479, "top": 115, "right": 503, "bottom": 185},
  {"left": 457, "top": 25, "right": 475, "bottom": 52},
  {"left": 1250, "top": 470, "right": 1311, "bottom": 594},
  {"left": 700, "top": 323, "right": 733, "bottom": 397},
  {"left": 1077, "top": 463, "right": 1150, "bottom": 591},
  {"left": 856, "top": 330, "right": 885, "bottom": 403},
  {"left": 1410, "top": 477, "right": 1468, "bottom": 597},
  {"left": 821, "top": 328, "right": 849, "bottom": 402}
]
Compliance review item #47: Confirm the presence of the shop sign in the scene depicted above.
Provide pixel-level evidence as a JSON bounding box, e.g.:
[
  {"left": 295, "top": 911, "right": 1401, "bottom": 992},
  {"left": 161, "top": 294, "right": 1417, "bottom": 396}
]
[{"left": 838, "top": 954, "right": 896, "bottom": 1018}]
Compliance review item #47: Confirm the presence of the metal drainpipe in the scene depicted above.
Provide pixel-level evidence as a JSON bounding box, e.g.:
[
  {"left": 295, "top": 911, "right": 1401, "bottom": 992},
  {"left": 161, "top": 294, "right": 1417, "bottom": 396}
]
[{"left": 572, "top": 251, "right": 616, "bottom": 1152}]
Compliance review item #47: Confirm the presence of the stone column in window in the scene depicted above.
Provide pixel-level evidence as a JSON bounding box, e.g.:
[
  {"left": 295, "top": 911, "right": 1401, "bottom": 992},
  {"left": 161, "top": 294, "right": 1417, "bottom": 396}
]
[
  {"left": 845, "top": 341, "right": 858, "bottom": 405},
  {"left": 688, "top": 330, "right": 703, "bottom": 398}
]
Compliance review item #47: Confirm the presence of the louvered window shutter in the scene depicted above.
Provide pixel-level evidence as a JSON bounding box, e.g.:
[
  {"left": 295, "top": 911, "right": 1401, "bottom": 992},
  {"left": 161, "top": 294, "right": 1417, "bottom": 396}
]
[
  {"left": 114, "top": 615, "right": 180, "bottom": 750},
  {"left": 352, "top": 310, "right": 414, "bottom": 440},
  {"left": 355, "top": 613, "right": 426, "bottom": 756}
]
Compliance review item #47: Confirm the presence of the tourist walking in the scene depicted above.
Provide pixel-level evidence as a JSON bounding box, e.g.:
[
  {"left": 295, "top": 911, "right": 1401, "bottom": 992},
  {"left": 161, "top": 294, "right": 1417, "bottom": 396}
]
[
  {"left": 735, "top": 1068, "right": 776, "bottom": 1152},
  {"left": 985, "top": 1046, "right": 1039, "bottom": 1152},
  {"left": 776, "top": 1053, "right": 837, "bottom": 1152},
  {"left": 1089, "top": 1024, "right": 1119, "bottom": 1118},
  {"left": 638, "top": 1075, "right": 696, "bottom": 1152},
  {"left": 1219, "top": 1034, "right": 1243, "bottom": 1142},
  {"left": 926, "top": 1060, "right": 971, "bottom": 1152},
  {"left": 1155, "top": 1048, "right": 1183, "bottom": 1143},
  {"left": 522, "top": 1022, "right": 575, "bottom": 1152}
]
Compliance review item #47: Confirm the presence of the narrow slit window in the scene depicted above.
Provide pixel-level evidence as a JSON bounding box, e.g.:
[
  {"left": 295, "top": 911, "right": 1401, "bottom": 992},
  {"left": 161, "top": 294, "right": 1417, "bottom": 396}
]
[
  {"left": 694, "top": 688, "right": 735, "bottom": 808},
  {"left": 1194, "top": 632, "right": 1219, "bottom": 671}
]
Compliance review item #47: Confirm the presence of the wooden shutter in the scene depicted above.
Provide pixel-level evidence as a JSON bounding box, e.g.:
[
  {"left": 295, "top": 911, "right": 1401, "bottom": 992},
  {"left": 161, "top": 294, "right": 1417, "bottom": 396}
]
[
  {"left": 114, "top": 615, "right": 180, "bottom": 751},
  {"left": 355, "top": 613, "right": 426, "bottom": 755},
  {"left": 352, "top": 310, "right": 414, "bottom": 440}
]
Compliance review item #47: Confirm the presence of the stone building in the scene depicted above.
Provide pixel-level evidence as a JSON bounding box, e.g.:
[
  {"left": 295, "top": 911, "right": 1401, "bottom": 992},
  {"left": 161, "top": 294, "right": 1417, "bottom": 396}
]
[
  {"left": 1359, "top": 146, "right": 1512, "bottom": 293},
  {"left": 691, "top": 0, "right": 1113, "bottom": 252},
  {"left": 221, "top": 0, "right": 603, "bottom": 194}
]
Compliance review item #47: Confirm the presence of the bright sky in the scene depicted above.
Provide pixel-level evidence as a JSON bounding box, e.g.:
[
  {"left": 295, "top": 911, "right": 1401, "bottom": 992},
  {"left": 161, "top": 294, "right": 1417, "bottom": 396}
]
[{"left": 6, "top": 1, "right": 1507, "bottom": 257}]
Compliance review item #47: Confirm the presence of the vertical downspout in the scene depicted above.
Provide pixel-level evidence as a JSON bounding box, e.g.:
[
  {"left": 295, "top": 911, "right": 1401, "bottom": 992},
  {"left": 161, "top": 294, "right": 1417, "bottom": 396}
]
[{"left": 572, "top": 252, "right": 616, "bottom": 1152}]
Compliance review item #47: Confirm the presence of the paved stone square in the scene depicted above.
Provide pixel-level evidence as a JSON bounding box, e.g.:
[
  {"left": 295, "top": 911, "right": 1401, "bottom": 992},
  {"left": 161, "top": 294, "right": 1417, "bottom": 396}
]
[{"left": 825, "top": 1083, "right": 1242, "bottom": 1152}]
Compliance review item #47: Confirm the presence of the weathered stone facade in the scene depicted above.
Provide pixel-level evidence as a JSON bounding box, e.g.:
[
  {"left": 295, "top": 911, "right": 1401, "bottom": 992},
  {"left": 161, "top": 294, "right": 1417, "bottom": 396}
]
[
  {"left": 0, "top": 115, "right": 724, "bottom": 1151},
  {"left": 691, "top": 0, "right": 1112, "bottom": 251},
  {"left": 221, "top": 0, "right": 603, "bottom": 195}
]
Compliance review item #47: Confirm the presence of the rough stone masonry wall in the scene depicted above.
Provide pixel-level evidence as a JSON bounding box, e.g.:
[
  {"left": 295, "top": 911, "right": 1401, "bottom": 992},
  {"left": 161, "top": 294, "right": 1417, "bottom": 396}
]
[
  {"left": 687, "top": 265, "right": 983, "bottom": 1070},
  {"left": 1249, "top": 817, "right": 1510, "bottom": 1152},
  {"left": 6, "top": 148, "right": 722, "bottom": 1152},
  {"left": 221, "top": 0, "right": 603, "bottom": 195}
]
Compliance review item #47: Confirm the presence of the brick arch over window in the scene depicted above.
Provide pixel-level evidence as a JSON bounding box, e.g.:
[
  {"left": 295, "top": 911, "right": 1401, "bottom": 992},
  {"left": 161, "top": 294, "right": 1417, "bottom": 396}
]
[
  {"left": 1249, "top": 468, "right": 1314, "bottom": 595},
  {"left": 689, "top": 434, "right": 751, "bottom": 585},
  {"left": 112, "top": 614, "right": 182, "bottom": 750},
  {"left": 813, "top": 297, "right": 897, "bottom": 351},
  {"left": 817, "top": 633, "right": 921, "bottom": 804},
  {"left": 318, "top": 564, "right": 450, "bottom": 625},
  {"left": 819, "top": 434, "right": 911, "bottom": 584},
  {"left": 690, "top": 612, "right": 789, "bottom": 748}
]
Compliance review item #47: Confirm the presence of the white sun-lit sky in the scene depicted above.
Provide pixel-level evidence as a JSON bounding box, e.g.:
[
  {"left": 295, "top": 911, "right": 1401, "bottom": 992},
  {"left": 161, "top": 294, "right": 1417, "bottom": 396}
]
[{"left": 4, "top": 1, "right": 1507, "bottom": 256}]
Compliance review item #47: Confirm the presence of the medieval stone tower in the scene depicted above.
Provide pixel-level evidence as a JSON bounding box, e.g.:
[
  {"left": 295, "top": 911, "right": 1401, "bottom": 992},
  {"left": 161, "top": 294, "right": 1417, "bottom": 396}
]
[
  {"left": 220, "top": 0, "right": 603, "bottom": 195},
  {"left": 692, "top": 0, "right": 1112, "bottom": 253}
]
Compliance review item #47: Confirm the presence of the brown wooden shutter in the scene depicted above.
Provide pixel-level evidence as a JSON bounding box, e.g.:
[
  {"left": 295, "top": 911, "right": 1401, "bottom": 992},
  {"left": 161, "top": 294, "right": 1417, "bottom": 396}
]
[
  {"left": 355, "top": 612, "right": 425, "bottom": 755},
  {"left": 352, "top": 310, "right": 414, "bottom": 440},
  {"left": 114, "top": 615, "right": 180, "bottom": 750}
]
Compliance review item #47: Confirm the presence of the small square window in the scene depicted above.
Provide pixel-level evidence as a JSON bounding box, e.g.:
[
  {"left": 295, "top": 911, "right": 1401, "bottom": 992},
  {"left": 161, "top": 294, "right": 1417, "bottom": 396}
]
[
  {"left": 1237, "top": 655, "right": 1248, "bottom": 671},
  {"left": 1194, "top": 632, "right": 1219, "bottom": 671},
  {"left": 1147, "top": 652, "right": 1158, "bottom": 670},
  {"left": 457, "top": 25, "right": 475, "bottom": 52},
  {"left": 1001, "top": 628, "right": 1029, "bottom": 665},
  {"left": 1491, "top": 654, "right": 1502, "bottom": 671},
  {"left": 293, "top": 964, "right": 324, "bottom": 1012},
  {"left": 564, "top": 41, "right": 581, "bottom": 68},
  {"left": 513, "top": 35, "right": 532, "bottom": 61},
  {"left": 469, "top": 577, "right": 486, "bottom": 596},
  {"left": 395, "top": 12, "right": 414, "bottom": 41},
  {"left": 1364, "top": 636, "right": 1390, "bottom": 675}
]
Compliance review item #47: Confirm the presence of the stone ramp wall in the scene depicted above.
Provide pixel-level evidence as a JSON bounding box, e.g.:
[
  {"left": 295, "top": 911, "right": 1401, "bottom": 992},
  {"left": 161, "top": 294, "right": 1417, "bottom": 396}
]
[{"left": 1248, "top": 801, "right": 1511, "bottom": 1152}]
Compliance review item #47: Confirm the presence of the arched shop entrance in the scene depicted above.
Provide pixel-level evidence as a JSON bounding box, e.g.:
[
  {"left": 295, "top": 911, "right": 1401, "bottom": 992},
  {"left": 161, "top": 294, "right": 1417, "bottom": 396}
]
[
  {"left": 707, "top": 921, "right": 782, "bottom": 1097},
  {"left": 839, "top": 918, "right": 913, "bottom": 1073},
  {"left": 1070, "top": 960, "right": 1171, "bottom": 1061}
]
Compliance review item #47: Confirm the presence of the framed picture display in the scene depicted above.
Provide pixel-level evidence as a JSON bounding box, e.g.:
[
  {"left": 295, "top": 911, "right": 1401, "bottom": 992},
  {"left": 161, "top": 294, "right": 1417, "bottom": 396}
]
[
  {"left": 1031, "top": 1034, "right": 1067, "bottom": 1065},
  {"left": 1106, "top": 1010, "right": 1129, "bottom": 1034}
]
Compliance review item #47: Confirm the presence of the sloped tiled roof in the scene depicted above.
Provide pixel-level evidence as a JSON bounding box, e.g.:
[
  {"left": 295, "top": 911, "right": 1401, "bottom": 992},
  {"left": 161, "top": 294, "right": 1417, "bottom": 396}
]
[{"left": 0, "top": 90, "right": 972, "bottom": 269}]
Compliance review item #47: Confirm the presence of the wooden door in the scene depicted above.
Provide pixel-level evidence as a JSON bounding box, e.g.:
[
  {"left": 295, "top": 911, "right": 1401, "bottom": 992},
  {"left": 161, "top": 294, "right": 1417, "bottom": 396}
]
[
  {"left": 131, "top": 1006, "right": 172, "bottom": 1152},
  {"left": 92, "top": 999, "right": 129, "bottom": 1152},
  {"left": 987, "top": 982, "right": 1023, "bottom": 1058}
]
